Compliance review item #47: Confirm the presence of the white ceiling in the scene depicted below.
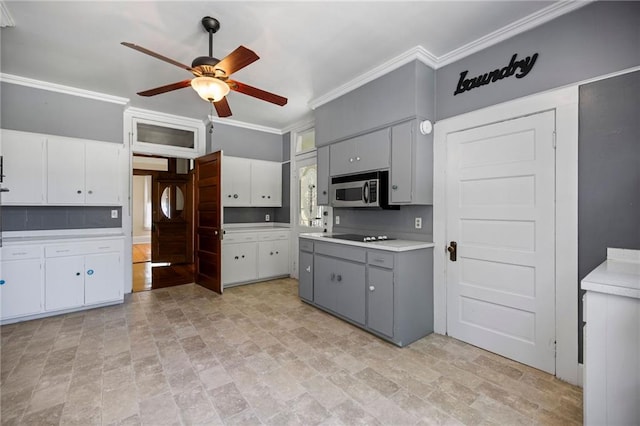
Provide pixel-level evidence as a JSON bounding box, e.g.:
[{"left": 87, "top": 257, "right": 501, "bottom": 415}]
[{"left": 2, "top": 1, "right": 577, "bottom": 131}]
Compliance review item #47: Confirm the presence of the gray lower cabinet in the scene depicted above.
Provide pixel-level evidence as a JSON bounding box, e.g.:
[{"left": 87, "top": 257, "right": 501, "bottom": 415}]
[
  {"left": 367, "top": 266, "right": 394, "bottom": 337},
  {"left": 299, "top": 237, "right": 433, "bottom": 346}
]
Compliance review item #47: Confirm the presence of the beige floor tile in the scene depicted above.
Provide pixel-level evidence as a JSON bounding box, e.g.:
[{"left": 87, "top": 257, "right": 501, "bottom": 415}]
[{"left": 0, "top": 279, "right": 582, "bottom": 426}]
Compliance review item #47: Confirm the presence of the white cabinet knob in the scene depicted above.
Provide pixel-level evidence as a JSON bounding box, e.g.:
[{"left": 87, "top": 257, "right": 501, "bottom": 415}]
[
  {"left": 369, "top": 285, "right": 375, "bottom": 291},
  {"left": 349, "top": 158, "right": 354, "bottom": 163},
  {"left": 356, "top": 156, "right": 361, "bottom": 161},
  {"left": 305, "top": 266, "right": 311, "bottom": 273}
]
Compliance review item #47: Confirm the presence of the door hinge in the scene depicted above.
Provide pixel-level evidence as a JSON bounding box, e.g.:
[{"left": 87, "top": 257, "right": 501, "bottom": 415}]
[{"left": 552, "top": 131, "right": 557, "bottom": 149}]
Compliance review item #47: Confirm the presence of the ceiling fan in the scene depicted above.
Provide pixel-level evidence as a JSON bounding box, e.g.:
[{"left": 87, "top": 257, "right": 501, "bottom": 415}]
[{"left": 122, "top": 16, "right": 287, "bottom": 118}]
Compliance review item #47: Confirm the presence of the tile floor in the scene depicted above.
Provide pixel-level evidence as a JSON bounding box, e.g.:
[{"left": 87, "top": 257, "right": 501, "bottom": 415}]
[{"left": 1, "top": 278, "right": 582, "bottom": 425}]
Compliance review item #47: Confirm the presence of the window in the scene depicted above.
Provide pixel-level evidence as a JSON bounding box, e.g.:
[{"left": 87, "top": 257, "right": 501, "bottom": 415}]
[
  {"left": 295, "top": 128, "right": 316, "bottom": 154},
  {"left": 298, "top": 163, "right": 325, "bottom": 228}
]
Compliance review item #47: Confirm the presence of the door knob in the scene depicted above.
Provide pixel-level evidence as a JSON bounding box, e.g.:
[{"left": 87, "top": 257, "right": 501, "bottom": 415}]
[{"left": 447, "top": 241, "right": 457, "bottom": 262}]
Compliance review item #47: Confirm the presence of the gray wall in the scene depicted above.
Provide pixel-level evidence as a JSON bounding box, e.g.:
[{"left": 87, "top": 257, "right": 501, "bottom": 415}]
[
  {"left": 315, "top": 60, "right": 435, "bottom": 145},
  {"left": 333, "top": 205, "right": 433, "bottom": 242},
  {"left": 436, "top": 1, "right": 640, "bottom": 120},
  {"left": 578, "top": 70, "right": 640, "bottom": 362},
  {"left": 1, "top": 82, "right": 124, "bottom": 143},
  {"left": 1, "top": 83, "right": 125, "bottom": 232},
  {"left": 208, "top": 122, "right": 283, "bottom": 162}
]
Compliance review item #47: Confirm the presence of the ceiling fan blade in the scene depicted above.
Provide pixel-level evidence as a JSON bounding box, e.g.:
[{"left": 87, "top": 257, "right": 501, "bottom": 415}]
[
  {"left": 214, "top": 97, "right": 232, "bottom": 117},
  {"left": 137, "top": 79, "right": 193, "bottom": 97},
  {"left": 214, "top": 46, "right": 260, "bottom": 76},
  {"left": 121, "top": 42, "right": 196, "bottom": 73},
  {"left": 229, "top": 80, "right": 288, "bottom": 106}
]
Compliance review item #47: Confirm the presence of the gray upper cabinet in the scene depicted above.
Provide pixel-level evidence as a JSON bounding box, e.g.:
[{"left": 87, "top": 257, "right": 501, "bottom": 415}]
[
  {"left": 390, "top": 120, "right": 433, "bottom": 205},
  {"left": 329, "top": 128, "right": 390, "bottom": 177},
  {"left": 317, "top": 145, "right": 330, "bottom": 206}
]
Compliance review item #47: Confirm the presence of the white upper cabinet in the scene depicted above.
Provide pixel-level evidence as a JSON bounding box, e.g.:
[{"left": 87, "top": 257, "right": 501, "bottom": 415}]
[
  {"left": 250, "top": 160, "right": 282, "bottom": 207},
  {"left": 47, "top": 136, "right": 121, "bottom": 205},
  {"left": 126, "top": 107, "right": 205, "bottom": 159},
  {"left": 222, "top": 156, "right": 252, "bottom": 206},
  {"left": 1, "top": 130, "right": 46, "bottom": 205},
  {"left": 223, "top": 156, "right": 282, "bottom": 207}
]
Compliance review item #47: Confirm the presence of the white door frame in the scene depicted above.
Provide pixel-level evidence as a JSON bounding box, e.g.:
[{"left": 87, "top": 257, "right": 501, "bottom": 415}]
[{"left": 433, "top": 86, "right": 579, "bottom": 385}]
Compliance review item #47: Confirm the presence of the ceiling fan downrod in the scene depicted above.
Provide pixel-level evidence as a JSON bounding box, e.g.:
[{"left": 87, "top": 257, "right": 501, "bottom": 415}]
[{"left": 201, "top": 16, "right": 220, "bottom": 58}]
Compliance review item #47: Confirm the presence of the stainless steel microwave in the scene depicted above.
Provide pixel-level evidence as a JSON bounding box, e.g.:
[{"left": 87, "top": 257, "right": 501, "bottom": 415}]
[{"left": 330, "top": 170, "right": 396, "bottom": 209}]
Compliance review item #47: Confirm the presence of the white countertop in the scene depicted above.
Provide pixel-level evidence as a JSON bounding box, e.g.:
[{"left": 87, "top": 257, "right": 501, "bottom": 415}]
[
  {"left": 300, "top": 232, "right": 435, "bottom": 252},
  {"left": 3, "top": 229, "right": 125, "bottom": 245},
  {"left": 224, "top": 223, "right": 290, "bottom": 233},
  {"left": 582, "top": 248, "right": 640, "bottom": 299}
]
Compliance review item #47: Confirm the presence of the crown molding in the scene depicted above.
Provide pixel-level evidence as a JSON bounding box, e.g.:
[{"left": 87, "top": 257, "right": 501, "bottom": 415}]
[
  {"left": 1, "top": 73, "right": 129, "bottom": 105},
  {"left": 208, "top": 116, "right": 282, "bottom": 135},
  {"left": 308, "top": 46, "right": 437, "bottom": 110},
  {"left": 0, "top": 1, "right": 15, "bottom": 27},
  {"left": 281, "top": 117, "right": 315, "bottom": 135},
  {"left": 436, "top": 1, "right": 592, "bottom": 67}
]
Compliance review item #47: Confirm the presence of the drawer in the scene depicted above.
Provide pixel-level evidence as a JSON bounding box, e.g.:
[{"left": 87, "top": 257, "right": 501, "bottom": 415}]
[
  {"left": 299, "top": 238, "right": 314, "bottom": 253},
  {"left": 223, "top": 232, "right": 258, "bottom": 244},
  {"left": 258, "top": 231, "right": 289, "bottom": 241},
  {"left": 45, "top": 240, "right": 122, "bottom": 258},
  {"left": 367, "top": 250, "right": 394, "bottom": 269},
  {"left": 314, "top": 241, "right": 366, "bottom": 263},
  {"left": 2, "top": 245, "right": 41, "bottom": 260}
]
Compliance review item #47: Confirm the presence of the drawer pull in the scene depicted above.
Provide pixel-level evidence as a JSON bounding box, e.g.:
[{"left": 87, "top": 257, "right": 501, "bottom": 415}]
[
  {"left": 87, "top": 270, "right": 94, "bottom": 276},
  {"left": 270, "top": 252, "right": 274, "bottom": 256},
  {"left": 77, "top": 190, "right": 82, "bottom": 194},
  {"left": 0, "top": 280, "right": 5, "bottom": 285},
  {"left": 373, "top": 258, "right": 385, "bottom": 263},
  {"left": 337, "top": 274, "right": 342, "bottom": 282},
  {"left": 234, "top": 256, "right": 239, "bottom": 260},
  {"left": 98, "top": 246, "right": 110, "bottom": 250},
  {"left": 57, "top": 249, "right": 71, "bottom": 253},
  {"left": 12, "top": 252, "right": 27, "bottom": 256}
]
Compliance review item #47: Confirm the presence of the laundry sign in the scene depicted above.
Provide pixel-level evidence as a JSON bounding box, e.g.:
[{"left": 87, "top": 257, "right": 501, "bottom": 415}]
[{"left": 453, "top": 52, "right": 539, "bottom": 96}]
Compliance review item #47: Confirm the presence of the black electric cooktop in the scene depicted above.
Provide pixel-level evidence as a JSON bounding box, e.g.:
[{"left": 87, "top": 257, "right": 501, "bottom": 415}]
[{"left": 324, "top": 234, "right": 396, "bottom": 242}]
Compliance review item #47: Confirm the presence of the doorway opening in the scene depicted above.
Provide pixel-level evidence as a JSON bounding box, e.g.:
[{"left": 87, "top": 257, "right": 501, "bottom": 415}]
[{"left": 132, "top": 155, "right": 194, "bottom": 292}]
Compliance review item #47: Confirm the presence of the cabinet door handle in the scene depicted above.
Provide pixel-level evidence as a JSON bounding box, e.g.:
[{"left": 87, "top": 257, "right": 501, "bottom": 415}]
[
  {"left": 275, "top": 251, "right": 279, "bottom": 254},
  {"left": 330, "top": 273, "right": 336, "bottom": 281},
  {"left": 233, "top": 194, "right": 238, "bottom": 199},
  {"left": 87, "top": 269, "right": 94, "bottom": 276},
  {"left": 88, "top": 190, "right": 93, "bottom": 194},
  {"left": 262, "top": 195, "right": 266, "bottom": 198},
  {"left": 268, "top": 196, "right": 271, "bottom": 199},
  {"left": 356, "top": 156, "right": 361, "bottom": 161},
  {"left": 270, "top": 251, "right": 274, "bottom": 256},
  {"left": 241, "top": 255, "right": 245, "bottom": 259},
  {"left": 228, "top": 195, "right": 232, "bottom": 198},
  {"left": 349, "top": 158, "right": 354, "bottom": 163},
  {"left": 77, "top": 190, "right": 82, "bottom": 194},
  {"left": 75, "top": 272, "right": 81, "bottom": 276},
  {"left": 234, "top": 256, "right": 239, "bottom": 260},
  {"left": 392, "top": 185, "right": 398, "bottom": 190},
  {"left": 369, "top": 285, "right": 375, "bottom": 291},
  {"left": 0, "top": 280, "right": 5, "bottom": 285},
  {"left": 305, "top": 266, "right": 311, "bottom": 273},
  {"left": 337, "top": 274, "right": 342, "bottom": 282}
]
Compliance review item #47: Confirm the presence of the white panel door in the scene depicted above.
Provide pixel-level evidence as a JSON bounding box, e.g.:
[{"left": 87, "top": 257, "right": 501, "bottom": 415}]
[
  {"left": 85, "top": 142, "right": 121, "bottom": 204},
  {"left": 84, "top": 253, "right": 121, "bottom": 304},
  {"left": 1, "top": 259, "right": 43, "bottom": 319},
  {"left": 1, "top": 130, "right": 46, "bottom": 204},
  {"left": 47, "top": 137, "right": 85, "bottom": 204},
  {"left": 446, "top": 110, "right": 556, "bottom": 373}
]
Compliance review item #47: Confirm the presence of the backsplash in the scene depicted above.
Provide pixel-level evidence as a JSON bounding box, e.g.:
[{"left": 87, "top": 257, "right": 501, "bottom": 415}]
[
  {"left": 1, "top": 206, "right": 122, "bottom": 231},
  {"left": 333, "top": 205, "right": 433, "bottom": 241}
]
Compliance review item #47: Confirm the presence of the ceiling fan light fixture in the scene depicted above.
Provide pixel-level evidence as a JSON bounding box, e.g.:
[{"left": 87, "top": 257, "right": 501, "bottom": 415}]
[{"left": 191, "top": 76, "right": 230, "bottom": 102}]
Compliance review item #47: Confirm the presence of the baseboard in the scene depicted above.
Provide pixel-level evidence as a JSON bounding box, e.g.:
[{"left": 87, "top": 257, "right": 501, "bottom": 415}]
[{"left": 133, "top": 235, "right": 151, "bottom": 244}]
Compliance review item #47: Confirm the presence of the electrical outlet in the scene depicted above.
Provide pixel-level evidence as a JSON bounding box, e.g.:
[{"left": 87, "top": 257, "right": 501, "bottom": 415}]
[
  {"left": 414, "top": 217, "right": 422, "bottom": 229},
  {"left": 335, "top": 215, "right": 340, "bottom": 225},
  {"left": 111, "top": 209, "right": 118, "bottom": 219},
  {"left": 265, "top": 214, "right": 270, "bottom": 222}
]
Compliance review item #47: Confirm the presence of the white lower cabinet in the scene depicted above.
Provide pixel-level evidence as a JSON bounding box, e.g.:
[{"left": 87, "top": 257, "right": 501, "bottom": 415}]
[
  {"left": 1, "top": 246, "right": 44, "bottom": 320},
  {"left": 258, "top": 239, "right": 289, "bottom": 279},
  {"left": 1, "top": 237, "right": 124, "bottom": 324},
  {"left": 223, "top": 228, "right": 290, "bottom": 286}
]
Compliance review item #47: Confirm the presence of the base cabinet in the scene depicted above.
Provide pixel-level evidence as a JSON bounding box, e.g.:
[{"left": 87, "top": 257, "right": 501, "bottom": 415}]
[
  {"left": 223, "top": 229, "right": 290, "bottom": 287},
  {"left": 299, "top": 237, "right": 433, "bottom": 347},
  {"left": 1, "top": 237, "right": 124, "bottom": 324}
]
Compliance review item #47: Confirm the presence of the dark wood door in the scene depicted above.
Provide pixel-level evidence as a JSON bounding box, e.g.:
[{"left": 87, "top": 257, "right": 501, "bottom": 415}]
[
  {"left": 150, "top": 172, "right": 194, "bottom": 289},
  {"left": 194, "top": 151, "right": 222, "bottom": 294},
  {"left": 151, "top": 174, "right": 193, "bottom": 263}
]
